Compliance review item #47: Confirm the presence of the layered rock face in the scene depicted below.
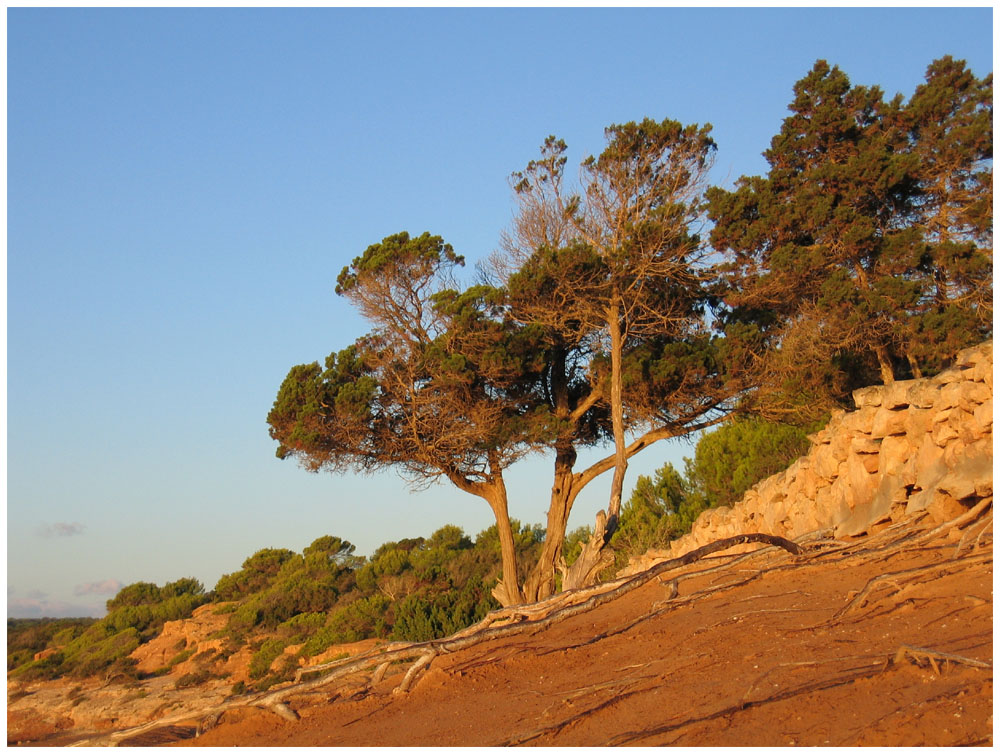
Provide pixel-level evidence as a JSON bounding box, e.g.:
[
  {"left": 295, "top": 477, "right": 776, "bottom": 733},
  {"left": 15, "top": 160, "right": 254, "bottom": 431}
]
[{"left": 632, "top": 342, "right": 992, "bottom": 568}]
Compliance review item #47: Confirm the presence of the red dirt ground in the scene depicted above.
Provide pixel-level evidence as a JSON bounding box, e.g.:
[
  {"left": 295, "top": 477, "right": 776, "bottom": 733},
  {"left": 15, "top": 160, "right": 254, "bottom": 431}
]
[{"left": 162, "top": 520, "right": 992, "bottom": 747}]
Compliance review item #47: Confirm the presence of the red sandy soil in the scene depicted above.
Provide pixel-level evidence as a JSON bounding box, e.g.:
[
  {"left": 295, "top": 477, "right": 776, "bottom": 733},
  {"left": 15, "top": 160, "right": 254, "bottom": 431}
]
[{"left": 164, "top": 521, "right": 992, "bottom": 747}]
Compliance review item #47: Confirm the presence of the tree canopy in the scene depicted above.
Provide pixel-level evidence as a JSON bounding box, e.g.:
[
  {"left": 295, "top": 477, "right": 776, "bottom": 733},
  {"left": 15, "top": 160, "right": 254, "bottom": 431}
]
[{"left": 707, "top": 57, "right": 991, "bottom": 415}]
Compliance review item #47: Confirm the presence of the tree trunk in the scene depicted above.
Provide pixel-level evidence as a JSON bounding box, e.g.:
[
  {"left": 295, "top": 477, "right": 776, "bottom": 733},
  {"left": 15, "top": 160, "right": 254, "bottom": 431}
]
[
  {"left": 875, "top": 342, "right": 896, "bottom": 385},
  {"left": 561, "top": 509, "right": 616, "bottom": 591},
  {"left": 562, "top": 296, "right": 626, "bottom": 592},
  {"left": 485, "top": 480, "right": 524, "bottom": 607},
  {"left": 522, "top": 447, "right": 577, "bottom": 602},
  {"left": 605, "top": 296, "right": 628, "bottom": 526},
  {"left": 906, "top": 352, "right": 923, "bottom": 379}
]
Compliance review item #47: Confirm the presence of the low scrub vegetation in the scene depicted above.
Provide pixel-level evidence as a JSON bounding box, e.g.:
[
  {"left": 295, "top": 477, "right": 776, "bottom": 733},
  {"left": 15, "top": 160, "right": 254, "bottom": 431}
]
[
  {"left": 7, "top": 417, "right": 812, "bottom": 689},
  {"left": 8, "top": 580, "right": 208, "bottom": 682}
]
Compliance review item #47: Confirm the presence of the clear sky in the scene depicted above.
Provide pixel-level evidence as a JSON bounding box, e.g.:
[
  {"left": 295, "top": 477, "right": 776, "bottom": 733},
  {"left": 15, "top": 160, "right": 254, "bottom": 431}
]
[{"left": 7, "top": 7, "right": 993, "bottom": 618}]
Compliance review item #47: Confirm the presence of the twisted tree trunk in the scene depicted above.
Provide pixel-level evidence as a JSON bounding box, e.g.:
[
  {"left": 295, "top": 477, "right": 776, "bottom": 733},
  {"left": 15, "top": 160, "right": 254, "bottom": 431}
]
[
  {"left": 486, "top": 479, "right": 524, "bottom": 607},
  {"left": 523, "top": 447, "right": 577, "bottom": 602}
]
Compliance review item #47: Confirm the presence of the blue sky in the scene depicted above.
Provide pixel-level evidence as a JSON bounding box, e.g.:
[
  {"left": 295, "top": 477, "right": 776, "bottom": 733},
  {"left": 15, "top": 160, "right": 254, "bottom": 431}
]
[{"left": 7, "top": 7, "right": 993, "bottom": 618}]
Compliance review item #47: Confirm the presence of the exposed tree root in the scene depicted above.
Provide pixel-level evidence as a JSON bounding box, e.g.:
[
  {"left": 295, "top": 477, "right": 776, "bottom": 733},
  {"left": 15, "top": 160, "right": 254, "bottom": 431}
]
[
  {"left": 955, "top": 510, "right": 993, "bottom": 558},
  {"left": 393, "top": 651, "right": 436, "bottom": 694},
  {"left": 829, "top": 553, "right": 991, "bottom": 622},
  {"left": 893, "top": 644, "right": 992, "bottom": 673},
  {"left": 602, "top": 638, "right": 993, "bottom": 748}
]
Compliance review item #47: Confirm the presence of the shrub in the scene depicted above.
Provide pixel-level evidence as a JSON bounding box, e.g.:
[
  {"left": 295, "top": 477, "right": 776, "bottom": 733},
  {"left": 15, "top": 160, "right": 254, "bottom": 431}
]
[
  {"left": 276, "top": 612, "right": 326, "bottom": 642},
  {"left": 9, "top": 651, "right": 65, "bottom": 682},
  {"left": 64, "top": 628, "right": 141, "bottom": 678},
  {"left": 214, "top": 548, "right": 297, "bottom": 601},
  {"left": 104, "top": 656, "right": 140, "bottom": 683},
  {"left": 684, "top": 418, "right": 819, "bottom": 508},
  {"left": 166, "top": 648, "right": 195, "bottom": 668},
  {"left": 174, "top": 669, "right": 212, "bottom": 689},
  {"left": 248, "top": 638, "right": 288, "bottom": 680},
  {"left": 106, "top": 582, "right": 161, "bottom": 611}
]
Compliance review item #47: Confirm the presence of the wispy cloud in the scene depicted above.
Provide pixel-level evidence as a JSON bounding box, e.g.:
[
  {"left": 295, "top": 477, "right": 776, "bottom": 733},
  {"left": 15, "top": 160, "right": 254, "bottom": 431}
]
[
  {"left": 74, "top": 579, "right": 122, "bottom": 597},
  {"left": 7, "top": 595, "right": 103, "bottom": 619},
  {"left": 36, "top": 521, "right": 86, "bottom": 538}
]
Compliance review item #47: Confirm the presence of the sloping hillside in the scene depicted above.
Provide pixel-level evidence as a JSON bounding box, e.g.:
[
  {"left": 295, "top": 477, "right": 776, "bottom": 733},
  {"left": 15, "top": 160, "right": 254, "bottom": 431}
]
[
  {"left": 7, "top": 345, "right": 993, "bottom": 746},
  {"left": 182, "top": 515, "right": 993, "bottom": 746}
]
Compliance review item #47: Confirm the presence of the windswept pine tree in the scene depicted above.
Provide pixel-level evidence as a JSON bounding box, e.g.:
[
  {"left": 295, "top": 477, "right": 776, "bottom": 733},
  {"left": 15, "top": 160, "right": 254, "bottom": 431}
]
[{"left": 707, "top": 57, "right": 992, "bottom": 415}]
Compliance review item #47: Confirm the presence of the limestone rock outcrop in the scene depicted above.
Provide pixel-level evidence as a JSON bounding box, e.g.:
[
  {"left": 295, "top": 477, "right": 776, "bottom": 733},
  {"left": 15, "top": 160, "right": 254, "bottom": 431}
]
[{"left": 625, "top": 341, "right": 992, "bottom": 573}]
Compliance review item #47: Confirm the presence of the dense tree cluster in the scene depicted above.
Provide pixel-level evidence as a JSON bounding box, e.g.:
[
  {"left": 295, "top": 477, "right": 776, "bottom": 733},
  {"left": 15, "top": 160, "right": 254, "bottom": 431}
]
[
  {"left": 268, "top": 56, "right": 990, "bottom": 606},
  {"left": 707, "top": 57, "right": 991, "bottom": 417}
]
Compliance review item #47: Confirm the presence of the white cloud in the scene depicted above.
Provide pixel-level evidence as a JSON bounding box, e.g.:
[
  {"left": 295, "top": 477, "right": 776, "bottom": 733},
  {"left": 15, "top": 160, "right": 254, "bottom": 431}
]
[
  {"left": 36, "top": 521, "right": 86, "bottom": 538},
  {"left": 74, "top": 579, "right": 122, "bottom": 597}
]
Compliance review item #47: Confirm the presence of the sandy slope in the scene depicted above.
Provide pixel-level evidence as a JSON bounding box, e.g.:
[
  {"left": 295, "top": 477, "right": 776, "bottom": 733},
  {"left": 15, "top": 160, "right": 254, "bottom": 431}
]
[{"left": 161, "top": 516, "right": 993, "bottom": 748}]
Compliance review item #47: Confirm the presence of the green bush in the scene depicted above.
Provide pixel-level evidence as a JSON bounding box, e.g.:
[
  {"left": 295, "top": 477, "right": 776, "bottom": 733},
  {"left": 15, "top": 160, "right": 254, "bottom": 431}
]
[
  {"left": 612, "top": 417, "right": 822, "bottom": 566},
  {"left": 276, "top": 612, "right": 326, "bottom": 642},
  {"left": 166, "top": 648, "right": 195, "bottom": 667},
  {"left": 684, "top": 418, "right": 819, "bottom": 508},
  {"left": 214, "top": 548, "right": 297, "bottom": 601},
  {"left": 9, "top": 651, "right": 65, "bottom": 682},
  {"left": 7, "top": 618, "right": 96, "bottom": 672},
  {"left": 8, "top": 581, "right": 207, "bottom": 681},
  {"left": 248, "top": 638, "right": 289, "bottom": 680},
  {"left": 63, "top": 628, "right": 142, "bottom": 678},
  {"left": 106, "top": 582, "right": 161, "bottom": 611}
]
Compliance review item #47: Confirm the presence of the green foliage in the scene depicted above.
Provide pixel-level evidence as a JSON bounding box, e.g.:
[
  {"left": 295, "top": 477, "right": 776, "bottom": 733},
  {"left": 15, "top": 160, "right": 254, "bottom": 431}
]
[
  {"left": 218, "top": 537, "right": 360, "bottom": 640},
  {"left": 166, "top": 648, "right": 195, "bottom": 668},
  {"left": 106, "top": 582, "right": 161, "bottom": 610},
  {"left": 613, "top": 417, "right": 817, "bottom": 564},
  {"left": 248, "top": 638, "right": 289, "bottom": 680},
  {"left": 276, "top": 612, "right": 327, "bottom": 642},
  {"left": 61, "top": 628, "right": 142, "bottom": 679},
  {"left": 8, "top": 581, "right": 207, "bottom": 681},
  {"left": 611, "top": 463, "right": 692, "bottom": 563},
  {"left": 7, "top": 618, "right": 97, "bottom": 672},
  {"left": 389, "top": 587, "right": 489, "bottom": 643},
  {"left": 708, "top": 56, "right": 991, "bottom": 408},
  {"left": 299, "top": 593, "right": 393, "bottom": 657},
  {"left": 684, "top": 418, "right": 819, "bottom": 508},
  {"left": 214, "top": 548, "right": 297, "bottom": 601},
  {"left": 334, "top": 231, "right": 464, "bottom": 297}
]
